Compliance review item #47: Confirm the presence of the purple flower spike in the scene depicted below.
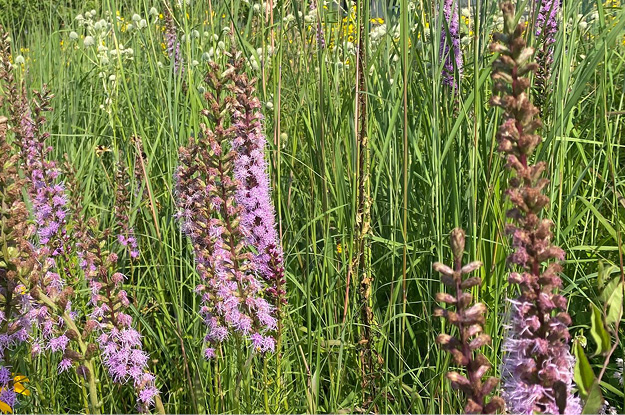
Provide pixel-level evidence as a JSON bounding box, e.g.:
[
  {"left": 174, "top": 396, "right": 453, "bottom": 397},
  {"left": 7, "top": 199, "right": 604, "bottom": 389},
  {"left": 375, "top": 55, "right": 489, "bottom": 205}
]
[
  {"left": 439, "top": 0, "right": 463, "bottom": 88},
  {"left": 490, "top": 3, "right": 580, "bottom": 414},
  {"left": 175, "top": 58, "right": 284, "bottom": 358},
  {"left": 231, "top": 72, "right": 287, "bottom": 310},
  {"left": 163, "top": 6, "right": 184, "bottom": 77},
  {"left": 534, "top": 0, "right": 560, "bottom": 104}
]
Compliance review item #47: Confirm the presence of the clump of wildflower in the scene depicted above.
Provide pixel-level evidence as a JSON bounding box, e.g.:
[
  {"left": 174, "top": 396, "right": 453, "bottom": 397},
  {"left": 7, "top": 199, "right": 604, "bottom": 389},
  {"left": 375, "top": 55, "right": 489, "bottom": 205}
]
[
  {"left": 490, "top": 3, "right": 581, "bottom": 414},
  {"left": 0, "top": 113, "right": 36, "bottom": 414},
  {"left": 0, "top": 30, "right": 81, "bottom": 375},
  {"left": 68, "top": 166, "right": 160, "bottom": 412},
  {"left": 434, "top": 228, "right": 504, "bottom": 414},
  {"left": 174, "top": 60, "right": 281, "bottom": 358},
  {"left": 230, "top": 60, "right": 286, "bottom": 309},
  {"left": 439, "top": 0, "right": 463, "bottom": 88}
]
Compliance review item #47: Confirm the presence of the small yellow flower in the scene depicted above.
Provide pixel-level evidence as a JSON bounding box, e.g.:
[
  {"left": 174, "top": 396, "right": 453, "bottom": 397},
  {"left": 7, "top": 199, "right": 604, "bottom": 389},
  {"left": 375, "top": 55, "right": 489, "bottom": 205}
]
[
  {"left": 0, "top": 374, "right": 30, "bottom": 414},
  {"left": 336, "top": 243, "right": 342, "bottom": 254},
  {"left": 159, "top": 13, "right": 164, "bottom": 19}
]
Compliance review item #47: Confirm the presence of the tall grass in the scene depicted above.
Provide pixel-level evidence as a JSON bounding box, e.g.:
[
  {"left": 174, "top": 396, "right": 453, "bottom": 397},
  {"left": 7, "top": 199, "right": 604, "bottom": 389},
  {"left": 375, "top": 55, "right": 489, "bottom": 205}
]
[{"left": 2, "top": 0, "right": 624, "bottom": 412}]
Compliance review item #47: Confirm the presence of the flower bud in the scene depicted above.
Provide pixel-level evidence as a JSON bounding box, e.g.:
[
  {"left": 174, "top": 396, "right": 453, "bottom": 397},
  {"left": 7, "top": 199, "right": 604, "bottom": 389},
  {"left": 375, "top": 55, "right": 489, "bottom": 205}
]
[{"left": 450, "top": 228, "right": 465, "bottom": 260}]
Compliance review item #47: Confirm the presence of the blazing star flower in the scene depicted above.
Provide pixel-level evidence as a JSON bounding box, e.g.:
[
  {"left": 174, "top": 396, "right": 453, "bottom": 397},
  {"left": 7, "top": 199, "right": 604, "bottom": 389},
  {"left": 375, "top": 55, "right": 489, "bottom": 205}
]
[
  {"left": 535, "top": 0, "right": 559, "bottom": 46},
  {"left": 78, "top": 240, "right": 160, "bottom": 411},
  {"left": 114, "top": 163, "right": 141, "bottom": 260},
  {"left": 175, "top": 59, "right": 282, "bottom": 358},
  {"left": 433, "top": 229, "right": 504, "bottom": 414},
  {"left": 439, "top": 0, "right": 463, "bottom": 88},
  {"left": 231, "top": 70, "right": 286, "bottom": 309},
  {"left": 534, "top": 0, "right": 560, "bottom": 105},
  {"left": 163, "top": 7, "right": 183, "bottom": 76},
  {"left": 490, "top": 3, "right": 581, "bottom": 414}
]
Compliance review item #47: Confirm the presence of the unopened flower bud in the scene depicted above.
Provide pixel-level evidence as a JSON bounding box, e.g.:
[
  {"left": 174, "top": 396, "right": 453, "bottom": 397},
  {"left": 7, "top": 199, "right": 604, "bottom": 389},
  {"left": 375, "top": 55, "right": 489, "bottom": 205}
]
[{"left": 450, "top": 228, "right": 465, "bottom": 260}]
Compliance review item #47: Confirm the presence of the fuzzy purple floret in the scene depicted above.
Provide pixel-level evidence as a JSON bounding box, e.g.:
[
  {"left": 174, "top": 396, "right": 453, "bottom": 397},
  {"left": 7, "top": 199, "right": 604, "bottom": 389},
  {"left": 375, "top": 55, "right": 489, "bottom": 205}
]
[{"left": 501, "top": 300, "right": 582, "bottom": 414}]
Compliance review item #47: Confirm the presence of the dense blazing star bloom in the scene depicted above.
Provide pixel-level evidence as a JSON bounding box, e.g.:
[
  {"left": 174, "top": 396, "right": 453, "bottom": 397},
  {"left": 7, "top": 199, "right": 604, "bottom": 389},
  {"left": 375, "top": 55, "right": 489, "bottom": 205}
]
[
  {"left": 175, "top": 60, "right": 283, "bottom": 358},
  {"left": 231, "top": 72, "right": 286, "bottom": 309},
  {"left": 439, "top": 0, "right": 462, "bottom": 88},
  {"left": 0, "top": 33, "right": 43, "bottom": 413},
  {"left": 490, "top": 3, "right": 580, "bottom": 414}
]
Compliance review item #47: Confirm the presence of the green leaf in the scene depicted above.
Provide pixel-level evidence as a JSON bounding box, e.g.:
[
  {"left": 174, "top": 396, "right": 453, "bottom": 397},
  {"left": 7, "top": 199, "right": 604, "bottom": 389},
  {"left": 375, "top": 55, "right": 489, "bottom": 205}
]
[
  {"left": 601, "top": 277, "right": 624, "bottom": 326},
  {"left": 589, "top": 304, "right": 610, "bottom": 355},
  {"left": 581, "top": 383, "right": 604, "bottom": 415},
  {"left": 573, "top": 339, "right": 595, "bottom": 399}
]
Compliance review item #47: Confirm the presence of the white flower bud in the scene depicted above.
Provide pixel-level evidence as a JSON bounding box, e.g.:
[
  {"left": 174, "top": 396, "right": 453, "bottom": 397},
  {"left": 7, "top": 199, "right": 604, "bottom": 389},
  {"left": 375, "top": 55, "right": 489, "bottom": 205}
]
[
  {"left": 69, "top": 31, "right": 79, "bottom": 40},
  {"left": 83, "top": 36, "right": 95, "bottom": 47}
]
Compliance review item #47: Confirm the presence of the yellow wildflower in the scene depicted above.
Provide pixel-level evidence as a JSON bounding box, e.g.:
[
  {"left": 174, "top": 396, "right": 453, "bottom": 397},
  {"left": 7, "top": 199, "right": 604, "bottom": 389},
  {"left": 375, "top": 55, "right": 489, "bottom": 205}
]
[{"left": 0, "top": 374, "right": 30, "bottom": 414}]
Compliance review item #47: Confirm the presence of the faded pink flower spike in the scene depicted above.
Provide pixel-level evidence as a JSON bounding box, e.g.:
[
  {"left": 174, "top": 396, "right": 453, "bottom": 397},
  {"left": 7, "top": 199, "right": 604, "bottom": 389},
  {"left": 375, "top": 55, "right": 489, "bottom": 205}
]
[{"left": 490, "top": 3, "right": 581, "bottom": 414}]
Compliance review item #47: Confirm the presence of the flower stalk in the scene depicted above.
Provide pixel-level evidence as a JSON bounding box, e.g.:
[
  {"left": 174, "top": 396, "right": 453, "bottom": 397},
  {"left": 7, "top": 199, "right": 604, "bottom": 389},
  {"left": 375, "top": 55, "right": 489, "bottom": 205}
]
[
  {"left": 490, "top": 3, "right": 581, "bottom": 413},
  {"left": 434, "top": 228, "right": 504, "bottom": 414}
]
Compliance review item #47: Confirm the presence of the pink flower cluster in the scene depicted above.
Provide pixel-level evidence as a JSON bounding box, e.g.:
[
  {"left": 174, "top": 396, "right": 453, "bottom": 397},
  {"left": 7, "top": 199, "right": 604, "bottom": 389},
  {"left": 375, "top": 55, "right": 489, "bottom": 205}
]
[{"left": 175, "top": 59, "right": 284, "bottom": 358}]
